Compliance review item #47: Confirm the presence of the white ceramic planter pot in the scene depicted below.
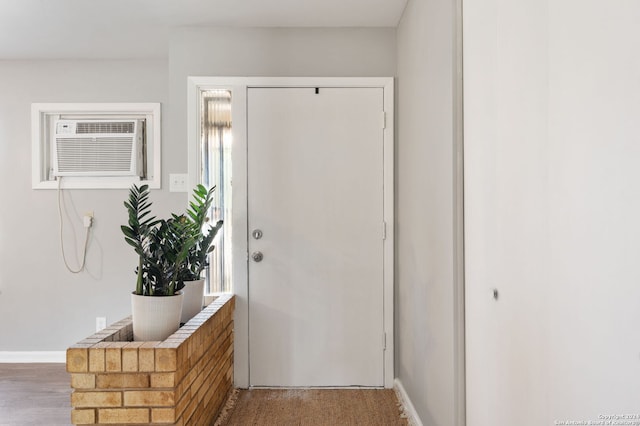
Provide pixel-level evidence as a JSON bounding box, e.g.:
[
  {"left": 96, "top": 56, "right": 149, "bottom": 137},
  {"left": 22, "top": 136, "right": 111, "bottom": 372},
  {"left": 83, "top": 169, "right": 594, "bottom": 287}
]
[
  {"left": 180, "top": 279, "right": 205, "bottom": 323},
  {"left": 131, "top": 291, "right": 184, "bottom": 341}
]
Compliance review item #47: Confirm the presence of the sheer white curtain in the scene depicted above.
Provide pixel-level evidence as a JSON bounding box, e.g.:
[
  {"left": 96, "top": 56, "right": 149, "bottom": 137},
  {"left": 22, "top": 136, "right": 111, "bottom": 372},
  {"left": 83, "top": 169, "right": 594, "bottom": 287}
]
[{"left": 200, "top": 90, "right": 232, "bottom": 293}]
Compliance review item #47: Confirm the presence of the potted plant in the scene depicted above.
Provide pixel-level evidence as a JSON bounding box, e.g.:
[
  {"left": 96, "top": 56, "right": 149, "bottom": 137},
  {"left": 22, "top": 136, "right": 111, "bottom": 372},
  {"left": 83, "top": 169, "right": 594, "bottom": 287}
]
[
  {"left": 178, "top": 184, "right": 223, "bottom": 323},
  {"left": 121, "top": 184, "right": 196, "bottom": 341}
]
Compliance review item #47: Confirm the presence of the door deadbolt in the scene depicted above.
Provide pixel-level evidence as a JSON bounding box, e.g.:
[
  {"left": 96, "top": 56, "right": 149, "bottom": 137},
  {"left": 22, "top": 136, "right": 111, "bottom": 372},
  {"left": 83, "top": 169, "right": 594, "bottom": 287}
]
[
  {"left": 252, "top": 251, "right": 264, "bottom": 262},
  {"left": 252, "top": 229, "right": 263, "bottom": 240}
]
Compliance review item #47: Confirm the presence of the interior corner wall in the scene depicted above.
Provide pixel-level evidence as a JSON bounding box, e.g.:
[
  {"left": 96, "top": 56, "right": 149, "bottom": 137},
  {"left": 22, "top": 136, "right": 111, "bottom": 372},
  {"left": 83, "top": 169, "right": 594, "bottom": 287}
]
[
  {"left": 396, "top": 0, "right": 457, "bottom": 424},
  {"left": 0, "top": 59, "right": 182, "bottom": 352}
]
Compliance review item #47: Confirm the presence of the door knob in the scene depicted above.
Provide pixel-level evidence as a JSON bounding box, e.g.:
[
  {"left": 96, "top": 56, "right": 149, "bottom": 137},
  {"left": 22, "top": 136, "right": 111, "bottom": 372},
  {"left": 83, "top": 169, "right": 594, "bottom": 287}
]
[{"left": 252, "top": 251, "right": 264, "bottom": 262}]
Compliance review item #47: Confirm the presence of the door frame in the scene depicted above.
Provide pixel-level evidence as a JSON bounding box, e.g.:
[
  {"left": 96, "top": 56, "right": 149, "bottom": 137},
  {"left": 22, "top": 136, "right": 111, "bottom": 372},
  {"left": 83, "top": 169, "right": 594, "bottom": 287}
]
[{"left": 188, "top": 77, "right": 395, "bottom": 388}]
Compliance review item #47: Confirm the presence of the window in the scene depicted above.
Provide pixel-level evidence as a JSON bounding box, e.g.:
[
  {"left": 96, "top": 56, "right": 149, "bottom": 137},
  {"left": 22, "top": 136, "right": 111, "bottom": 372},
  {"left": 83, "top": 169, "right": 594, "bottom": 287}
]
[{"left": 199, "top": 90, "right": 232, "bottom": 293}]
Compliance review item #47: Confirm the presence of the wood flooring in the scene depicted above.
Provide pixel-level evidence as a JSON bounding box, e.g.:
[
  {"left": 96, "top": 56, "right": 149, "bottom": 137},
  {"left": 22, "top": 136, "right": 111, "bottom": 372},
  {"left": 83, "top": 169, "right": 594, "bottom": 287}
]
[{"left": 0, "top": 363, "right": 71, "bottom": 426}]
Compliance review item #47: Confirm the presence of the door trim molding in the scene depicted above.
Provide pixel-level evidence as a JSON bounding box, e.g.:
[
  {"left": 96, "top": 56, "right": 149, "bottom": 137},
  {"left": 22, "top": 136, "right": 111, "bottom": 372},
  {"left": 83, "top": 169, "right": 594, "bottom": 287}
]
[{"left": 188, "top": 77, "right": 395, "bottom": 388}]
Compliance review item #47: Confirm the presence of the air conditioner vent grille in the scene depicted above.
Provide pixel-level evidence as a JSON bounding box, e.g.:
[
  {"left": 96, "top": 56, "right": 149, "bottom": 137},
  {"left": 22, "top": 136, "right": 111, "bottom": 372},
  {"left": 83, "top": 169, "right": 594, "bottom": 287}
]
[
  {"left": 76, "top": 122, "right": 135, "bottom": 134},
  {"left": 56, "top": 137, "right": 134, "bottom": 173}
]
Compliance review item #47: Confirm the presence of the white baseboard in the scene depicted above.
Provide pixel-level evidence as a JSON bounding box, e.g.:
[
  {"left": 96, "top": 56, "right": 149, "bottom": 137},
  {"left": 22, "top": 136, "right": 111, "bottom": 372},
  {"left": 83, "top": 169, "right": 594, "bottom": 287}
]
[
  {"left": 0, "top": 351, "right": 66, "bottom": 363},
  {"left": 394, "top": 378, "right": 424, "bottom": 426}
]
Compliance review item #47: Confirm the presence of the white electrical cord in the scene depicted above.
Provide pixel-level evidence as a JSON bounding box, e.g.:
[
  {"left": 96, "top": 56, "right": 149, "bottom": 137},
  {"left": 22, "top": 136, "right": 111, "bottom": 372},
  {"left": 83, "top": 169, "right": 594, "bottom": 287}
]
[{"left": 57, "top": 177, "right": 91, "bottom": 273}]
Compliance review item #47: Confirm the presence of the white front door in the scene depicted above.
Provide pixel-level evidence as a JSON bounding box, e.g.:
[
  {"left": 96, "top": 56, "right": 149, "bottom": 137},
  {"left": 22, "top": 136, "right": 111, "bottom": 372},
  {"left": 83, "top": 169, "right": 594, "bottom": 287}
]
[{"left": 247, "top": 87, "right": 385, "bottom": 387}]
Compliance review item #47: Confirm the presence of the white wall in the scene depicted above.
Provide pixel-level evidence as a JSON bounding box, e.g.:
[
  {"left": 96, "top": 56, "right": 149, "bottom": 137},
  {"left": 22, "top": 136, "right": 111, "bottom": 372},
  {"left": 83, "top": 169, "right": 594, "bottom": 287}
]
[
  {"left": 168, "top": 26, "right": 397, "bottom": 387},
  {"left": 396, "top": 0, "right": 461, "bottom": 424},
  {"left": 168, "top": 27, "right": 396, "bottom": 156},
  {"left": 465, "top": 0, "right": 640, "bottom": 423},
  {"left": 547, "top": 0, "right": 640, "bottom": 418},
  {"left": 0, "top": 59, "right": 182, "bottom": 351},
  {"left": 0, "top": 28, "right": 397, "bottom": 358}
]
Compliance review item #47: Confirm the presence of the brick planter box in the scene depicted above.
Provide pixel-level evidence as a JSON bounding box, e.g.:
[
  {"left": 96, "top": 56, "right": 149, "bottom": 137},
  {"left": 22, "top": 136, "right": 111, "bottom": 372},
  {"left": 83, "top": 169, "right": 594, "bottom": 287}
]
[{"left": 66, "top": 294, "right": 235, "bottom": 425}]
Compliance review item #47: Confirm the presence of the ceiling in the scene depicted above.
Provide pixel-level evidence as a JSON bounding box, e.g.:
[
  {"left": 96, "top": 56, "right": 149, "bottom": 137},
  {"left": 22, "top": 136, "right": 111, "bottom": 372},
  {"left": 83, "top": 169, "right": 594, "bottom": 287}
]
[{"left": 0, "top": 0, "right": 408, "bottom": 59}]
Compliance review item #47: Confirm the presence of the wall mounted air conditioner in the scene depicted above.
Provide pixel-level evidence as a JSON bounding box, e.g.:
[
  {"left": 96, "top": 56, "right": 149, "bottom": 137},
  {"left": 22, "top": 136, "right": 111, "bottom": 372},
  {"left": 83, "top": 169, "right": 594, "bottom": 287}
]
[{"left": 52, "top": 119, "right": 144, "bottom": 177}]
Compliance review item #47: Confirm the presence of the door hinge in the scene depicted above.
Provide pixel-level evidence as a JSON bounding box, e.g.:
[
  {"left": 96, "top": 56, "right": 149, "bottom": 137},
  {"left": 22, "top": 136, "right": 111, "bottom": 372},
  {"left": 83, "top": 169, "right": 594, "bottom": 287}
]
[
  {"left": 383, "top": 332, "right": 387, "bottom": 350},
  {"left": 382, "top": 221, "right": 387, "bottom": 240},
  {"left": 381, "top": 111, "right": 386, "bottom": 129}
]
